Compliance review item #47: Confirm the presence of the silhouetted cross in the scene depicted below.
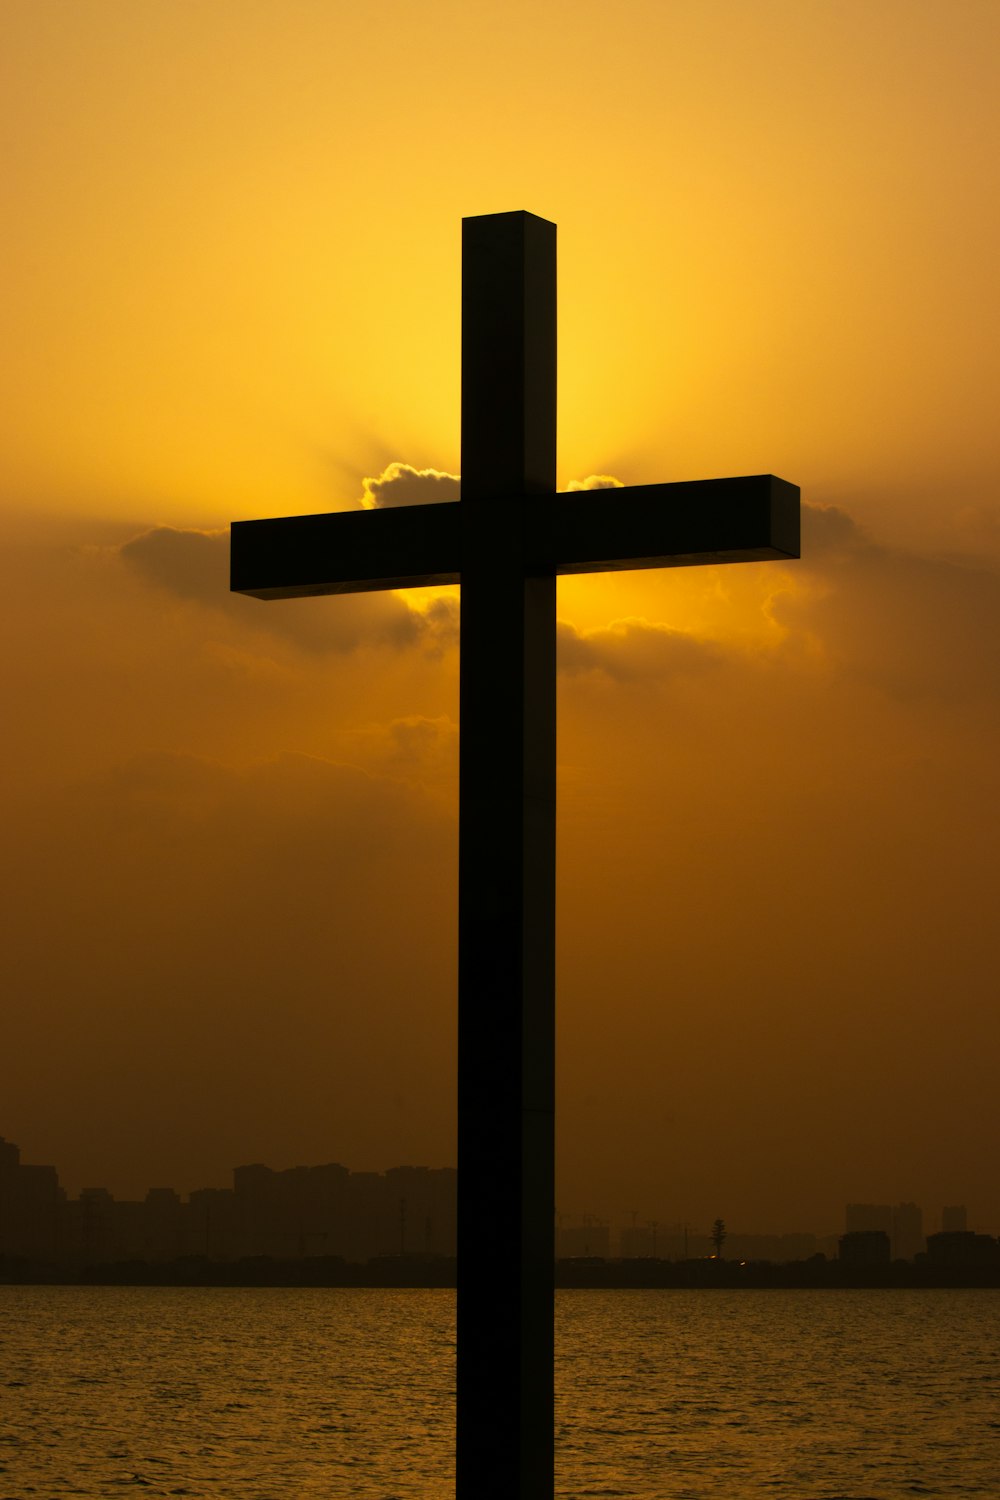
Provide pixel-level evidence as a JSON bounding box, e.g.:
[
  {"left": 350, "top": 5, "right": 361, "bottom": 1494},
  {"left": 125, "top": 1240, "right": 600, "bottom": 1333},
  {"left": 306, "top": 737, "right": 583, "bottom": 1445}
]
[{"left": 231, "top": 211, "right": 799, "bottom": 1500}]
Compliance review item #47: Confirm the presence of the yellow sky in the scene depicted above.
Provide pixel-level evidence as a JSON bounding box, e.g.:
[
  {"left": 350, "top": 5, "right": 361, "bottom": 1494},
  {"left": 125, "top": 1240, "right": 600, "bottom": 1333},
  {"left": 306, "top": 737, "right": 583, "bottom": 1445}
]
[
  {"left": 5, "top": 0, "right": 998, "bottom": 536},
  {"left": 2, "top": 0, "right": 999, "bottom": 1234}
]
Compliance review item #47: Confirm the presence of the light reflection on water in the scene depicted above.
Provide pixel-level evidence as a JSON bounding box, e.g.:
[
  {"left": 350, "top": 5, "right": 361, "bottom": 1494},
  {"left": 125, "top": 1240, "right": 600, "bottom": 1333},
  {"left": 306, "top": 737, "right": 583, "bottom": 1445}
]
[{"left": 1, "top": 1285, "right": 998, "bottom": 1497}]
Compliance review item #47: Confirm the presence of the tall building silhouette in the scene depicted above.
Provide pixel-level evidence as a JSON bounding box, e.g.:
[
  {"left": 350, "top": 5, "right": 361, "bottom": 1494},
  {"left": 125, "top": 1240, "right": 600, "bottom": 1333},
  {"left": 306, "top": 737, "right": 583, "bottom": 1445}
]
[
  {"left": 892, "top": 1201, "right": 924, "bottom": 1261},
  {"left": 845, "top": 1201, "right": 926, "bottom": 1261},
  {"left": 845, "top": 1202, "right": 892, "bottom": 1235},
  {"left": 0, "top": 1136, "right": 62, "bottom": 1259}
]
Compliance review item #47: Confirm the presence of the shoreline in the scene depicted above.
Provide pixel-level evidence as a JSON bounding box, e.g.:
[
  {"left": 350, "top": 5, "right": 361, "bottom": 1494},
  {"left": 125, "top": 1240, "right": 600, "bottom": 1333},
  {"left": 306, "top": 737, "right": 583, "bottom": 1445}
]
[{"left": 4, "top": 1254, "right": 1000, "bottom": 1291}]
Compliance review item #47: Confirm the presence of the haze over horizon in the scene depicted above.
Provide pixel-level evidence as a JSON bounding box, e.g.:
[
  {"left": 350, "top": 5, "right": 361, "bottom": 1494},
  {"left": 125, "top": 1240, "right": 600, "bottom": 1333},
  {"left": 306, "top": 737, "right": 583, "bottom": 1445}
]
[{"left": 3, "top": 1, "right": 998, "bottom": 1237}]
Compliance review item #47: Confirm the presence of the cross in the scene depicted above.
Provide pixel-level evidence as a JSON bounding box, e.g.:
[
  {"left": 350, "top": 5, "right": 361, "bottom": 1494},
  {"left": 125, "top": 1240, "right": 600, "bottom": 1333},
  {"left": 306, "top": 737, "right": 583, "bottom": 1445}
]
[{"left": 231, "top": 210, "right": 799, "bottom": 1500}]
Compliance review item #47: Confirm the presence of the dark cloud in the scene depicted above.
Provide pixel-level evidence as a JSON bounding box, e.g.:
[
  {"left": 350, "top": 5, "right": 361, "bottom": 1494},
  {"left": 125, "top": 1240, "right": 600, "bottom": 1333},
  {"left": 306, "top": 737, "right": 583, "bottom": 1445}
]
[
  {"left": 781, "top": 503, "right": 1000, "bottom": 703},
  {"left": 116, "top": 492, "right": 1000, "bottom": 708},
  {"left": 799, "top": 501, "right": 871, "bottom": 558},
  {"left": 558, "top": 618, "right": 720, "bottom": 681},
  {"left": 119, "top": 524, "right": 456, "bottom": 656},
  {"left": 386, "top": 715, "right": 458, "bottom": 769},
  {"left": 120, "top": 525, "right": 229, "bottom": 603}
]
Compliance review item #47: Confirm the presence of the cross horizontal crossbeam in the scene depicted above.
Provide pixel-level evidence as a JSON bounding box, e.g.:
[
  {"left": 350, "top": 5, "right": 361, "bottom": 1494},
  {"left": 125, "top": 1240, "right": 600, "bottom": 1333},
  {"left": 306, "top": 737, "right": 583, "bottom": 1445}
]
[{"left": 230, "top": 473, "right": 799, "bottom": 599}]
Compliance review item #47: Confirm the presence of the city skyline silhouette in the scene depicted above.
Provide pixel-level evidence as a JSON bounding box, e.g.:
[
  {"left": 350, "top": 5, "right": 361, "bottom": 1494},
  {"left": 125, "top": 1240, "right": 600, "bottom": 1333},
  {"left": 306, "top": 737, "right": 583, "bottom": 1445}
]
[{"left": 3, "top": 1130, "right": 990, "bottom": 1276}]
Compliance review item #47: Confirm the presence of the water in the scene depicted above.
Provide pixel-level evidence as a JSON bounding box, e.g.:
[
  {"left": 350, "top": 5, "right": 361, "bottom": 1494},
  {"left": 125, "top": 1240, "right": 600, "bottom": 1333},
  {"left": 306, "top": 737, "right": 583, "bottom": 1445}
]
[{"left": 1, "top": 1285, "right": 998, "bottom": 1498}]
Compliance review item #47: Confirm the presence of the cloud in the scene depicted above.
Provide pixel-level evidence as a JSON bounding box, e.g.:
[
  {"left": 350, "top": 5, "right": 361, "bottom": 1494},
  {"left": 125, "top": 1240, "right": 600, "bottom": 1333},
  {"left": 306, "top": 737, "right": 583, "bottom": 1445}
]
[
  {"left": 557, "top": 618, "right": 720, "bottom": 681},
  {"left": 115, "top": 486, "right": 1000, "bottom": 708},
  {"left": 799, "top": 501, "right": 870, "bottom": 559},
  {"left": 119, "top": 525, "right": 230, "bottom": 603},
  {"left": 566, "top": 474, "right": 625, "bottom": 491},
  {"left": 360, "top": 463, "right": 460, "bottom": 509},
  {"left": 119, "top": 523, "right": 457, "bottom": 656},
  {"left": 386, "top": 714, "right": 458, "bottom": 769},
  {"left": 113, "top": 466, "right": 636, "bottom": 662},
  {"left": 360, "top": 463, "right": 622, "bottom": 507},
  {"left": 333, "top": 714, "right": 459, "bottom": 791},
  {"left": 779, "top": 503, "right": 1000, "bottom": 703}
]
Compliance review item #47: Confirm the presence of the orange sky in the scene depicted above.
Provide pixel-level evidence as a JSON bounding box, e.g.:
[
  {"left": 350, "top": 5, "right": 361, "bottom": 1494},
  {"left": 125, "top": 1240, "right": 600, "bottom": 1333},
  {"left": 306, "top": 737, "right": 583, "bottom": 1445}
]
[{"left": 2, "top": 0, "right": 999, "bottom": 1237}]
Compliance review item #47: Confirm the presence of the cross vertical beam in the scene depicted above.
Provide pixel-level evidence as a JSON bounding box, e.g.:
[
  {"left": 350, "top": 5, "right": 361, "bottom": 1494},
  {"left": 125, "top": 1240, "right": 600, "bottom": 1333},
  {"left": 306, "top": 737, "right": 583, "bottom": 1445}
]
[
  {"left": 229, "top": 209, "right": 800, "bottom": 1500},
  {"left": 457, "top": 212, "right": 557, "bottom": 1499}
]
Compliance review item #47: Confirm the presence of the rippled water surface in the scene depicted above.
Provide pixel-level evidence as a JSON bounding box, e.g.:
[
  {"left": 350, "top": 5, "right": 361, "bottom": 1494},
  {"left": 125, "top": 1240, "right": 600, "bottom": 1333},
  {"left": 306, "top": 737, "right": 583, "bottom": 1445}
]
[{"left": 2, "top": 1286, "right": 998, "bottom": 1497}]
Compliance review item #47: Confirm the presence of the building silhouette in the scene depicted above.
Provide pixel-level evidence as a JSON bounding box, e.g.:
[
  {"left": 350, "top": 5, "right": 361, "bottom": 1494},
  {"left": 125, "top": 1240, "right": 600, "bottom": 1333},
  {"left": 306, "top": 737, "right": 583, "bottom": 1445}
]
[
  {"left": 926, "top": 1230, "right": 1000, "bottom": 1269},
  {"left": 845, "top": 1201, "right": 925, "bottom": 1261},
  {"left": 891, "top": 1202, "right": 924, "bottom": 1261},
  {"left": 839, "top": 1229, "right": 891, "bottom": 1266},
  {"left": 0, "top": 1135, "right": 457, "bottom": 1267},
  {"left": 845, "top": 1202, "right": 892, "bottom": 1235},
  {"left": 229, "top": 1161, "right": 457, "bottom": 1262},
  {"left": 0, "top": 1136, "right": 62, "bottom": 1259}
]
